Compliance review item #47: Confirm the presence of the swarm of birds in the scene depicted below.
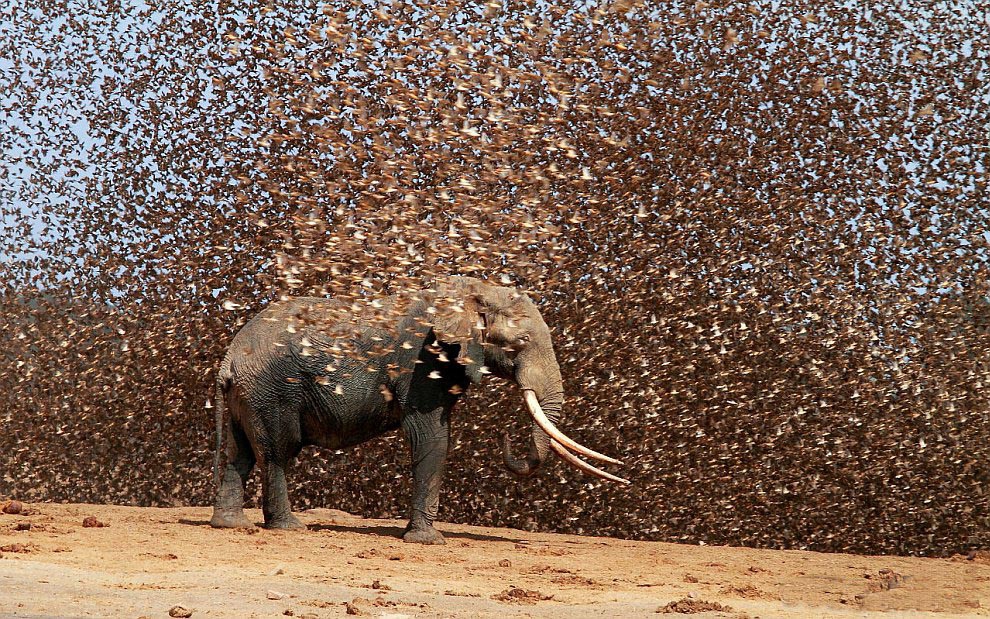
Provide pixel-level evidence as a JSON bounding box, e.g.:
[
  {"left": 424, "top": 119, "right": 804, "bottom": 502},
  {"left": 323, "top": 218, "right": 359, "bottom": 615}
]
[{"left": 0, "top": 0, "right": 987, "bottom": 556}]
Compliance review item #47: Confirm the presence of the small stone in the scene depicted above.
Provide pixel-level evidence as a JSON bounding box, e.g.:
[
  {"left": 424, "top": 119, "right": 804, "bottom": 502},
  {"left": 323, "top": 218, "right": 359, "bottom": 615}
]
[
  {"left": 168, "top": 606, "right": 193, "bottom": 618},
  {"left": 657, "top": 597, "right": 732, "bottom": 614},
  {"left": 82, "top": 516, "right": 106, "bottom": 528},
  {"left": 271, "top": 564, "right": 285, "bottom": 575},
  {"left": 14, "top": 522, "right": 31, "bottom": 531},
  {"left": 3, "top": 501, "right": 23, "bottom": 515},
  {"left": 492, "top": 586, "right": 553, "bottom": 603},
  {"left": 267, "top": 590, "right": 286, "bottom": 600}
]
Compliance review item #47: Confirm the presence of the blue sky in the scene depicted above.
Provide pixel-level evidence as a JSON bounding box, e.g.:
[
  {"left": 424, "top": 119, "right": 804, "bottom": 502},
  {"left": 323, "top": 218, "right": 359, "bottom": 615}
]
[{"left": 2, "top": 0, "right": 987, "bottom": 293}]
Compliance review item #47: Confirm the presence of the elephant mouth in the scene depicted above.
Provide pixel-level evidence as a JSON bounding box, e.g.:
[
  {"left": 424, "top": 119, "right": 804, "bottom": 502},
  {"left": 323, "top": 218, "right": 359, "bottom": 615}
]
[{"left": 519, "top": 389, "right": 630, "bottom": 485}]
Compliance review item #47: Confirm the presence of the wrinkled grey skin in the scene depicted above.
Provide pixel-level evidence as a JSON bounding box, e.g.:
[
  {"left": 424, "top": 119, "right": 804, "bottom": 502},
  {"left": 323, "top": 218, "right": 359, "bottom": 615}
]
[{"left": 209, "top": 276, "right": 563, "bottom": 544}]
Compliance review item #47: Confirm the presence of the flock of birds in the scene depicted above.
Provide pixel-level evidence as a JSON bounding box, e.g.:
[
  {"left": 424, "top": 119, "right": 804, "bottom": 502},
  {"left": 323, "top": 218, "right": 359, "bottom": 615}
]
[{"left": 1, "top": 0, "right": 987, "bottom": 556}]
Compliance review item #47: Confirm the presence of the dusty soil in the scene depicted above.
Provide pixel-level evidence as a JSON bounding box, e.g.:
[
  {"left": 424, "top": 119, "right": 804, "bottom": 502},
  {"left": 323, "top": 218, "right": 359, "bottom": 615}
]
[{"left": 1, "top": 503, "right": 988, "bottom": 618}]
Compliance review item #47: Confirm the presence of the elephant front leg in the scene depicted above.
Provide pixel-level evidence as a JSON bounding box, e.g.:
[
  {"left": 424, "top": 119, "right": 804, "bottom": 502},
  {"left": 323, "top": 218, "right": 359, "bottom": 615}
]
[{"left": 401, "top": 411, "right": 449, "bottom": 545}]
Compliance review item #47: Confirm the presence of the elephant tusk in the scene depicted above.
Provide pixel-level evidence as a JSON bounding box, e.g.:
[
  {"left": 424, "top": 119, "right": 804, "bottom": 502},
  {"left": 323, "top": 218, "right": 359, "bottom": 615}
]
[
  {"left": 550, "top": 440, "right": 631, "bottom": 485},
  {"left": 522, "top": 390, "right": 624, "bottom": 466}
]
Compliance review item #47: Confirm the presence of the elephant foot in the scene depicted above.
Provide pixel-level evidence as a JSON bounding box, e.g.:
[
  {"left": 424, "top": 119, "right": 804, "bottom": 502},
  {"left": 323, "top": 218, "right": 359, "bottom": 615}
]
[
  {"left": 210, "top": 510, "right": 255, "bottom": 529},
  {"left": 403, "top": 525, "right": 446, "bottom": 545},
  {"left": 264, "top": 513, "right": 306, "bottom": 530}
]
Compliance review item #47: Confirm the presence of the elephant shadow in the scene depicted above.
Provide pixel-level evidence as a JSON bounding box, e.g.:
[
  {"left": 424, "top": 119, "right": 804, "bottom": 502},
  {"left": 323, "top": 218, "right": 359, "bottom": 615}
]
[
  {"left": 305, "top": 522, "right": 522, "bottom": 544},
  {"left": 178, "top": 518, "right": 522, "bottom": 544}
]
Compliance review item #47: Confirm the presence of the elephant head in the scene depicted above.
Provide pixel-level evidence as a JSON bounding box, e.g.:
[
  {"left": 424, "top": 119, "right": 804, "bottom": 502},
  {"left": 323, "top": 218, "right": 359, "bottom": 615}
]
[{"left": 432, "top": 276, "right": 628, "bottom": 485}]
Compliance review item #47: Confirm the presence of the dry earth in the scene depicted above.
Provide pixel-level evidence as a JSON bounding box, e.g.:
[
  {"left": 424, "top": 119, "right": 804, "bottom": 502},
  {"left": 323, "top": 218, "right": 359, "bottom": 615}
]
[{"left": 0, "top": 503, "right": 988, "bottom": 618}]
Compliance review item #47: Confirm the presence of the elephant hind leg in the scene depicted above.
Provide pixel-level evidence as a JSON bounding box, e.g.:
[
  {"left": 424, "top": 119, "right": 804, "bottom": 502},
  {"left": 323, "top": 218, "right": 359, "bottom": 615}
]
[
  {"left": 260, "top": 457, "right": 305, "bottom": 530},
  {"left": 210, "top": 418, "right": 256, "bottom": 529}
]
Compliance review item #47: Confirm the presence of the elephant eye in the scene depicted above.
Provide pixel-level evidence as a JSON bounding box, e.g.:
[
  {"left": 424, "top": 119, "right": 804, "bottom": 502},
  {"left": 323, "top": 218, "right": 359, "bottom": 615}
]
[{"left": 517, "top": 333, "right": 531, "bottom": 344}]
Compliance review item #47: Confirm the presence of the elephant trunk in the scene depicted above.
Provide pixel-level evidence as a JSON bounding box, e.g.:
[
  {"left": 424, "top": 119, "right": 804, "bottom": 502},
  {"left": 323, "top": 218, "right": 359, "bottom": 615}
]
[
  {"left": 500, "top": 345, "right": 627, "bottom": 483},
  {"left": 501, "top": 389, "right": 562, "bottom": 477}
]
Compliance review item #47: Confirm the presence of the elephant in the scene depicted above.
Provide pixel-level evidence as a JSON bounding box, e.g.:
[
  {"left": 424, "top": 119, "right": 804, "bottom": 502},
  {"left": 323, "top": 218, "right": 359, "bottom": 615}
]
[{"left": 209, "top": 275, "right": 627, "bottom": 544}]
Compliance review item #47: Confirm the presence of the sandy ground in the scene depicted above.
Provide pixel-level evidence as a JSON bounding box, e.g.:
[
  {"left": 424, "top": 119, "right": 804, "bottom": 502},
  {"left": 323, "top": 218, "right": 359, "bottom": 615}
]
[{"left": 0, "top": 503, "right": 988, "bottom": 619}]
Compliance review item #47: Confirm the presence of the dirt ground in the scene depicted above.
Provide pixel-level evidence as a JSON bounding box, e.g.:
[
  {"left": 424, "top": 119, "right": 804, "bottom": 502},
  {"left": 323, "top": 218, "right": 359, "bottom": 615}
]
[{"left": 0, "top": 503, "right": 988, "bottom": 618}]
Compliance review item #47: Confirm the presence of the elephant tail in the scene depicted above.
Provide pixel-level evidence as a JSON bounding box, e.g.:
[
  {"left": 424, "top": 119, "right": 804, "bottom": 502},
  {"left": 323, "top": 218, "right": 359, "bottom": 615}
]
[{"left": 213, "top": 361, "right": 232, "bottom": 489}]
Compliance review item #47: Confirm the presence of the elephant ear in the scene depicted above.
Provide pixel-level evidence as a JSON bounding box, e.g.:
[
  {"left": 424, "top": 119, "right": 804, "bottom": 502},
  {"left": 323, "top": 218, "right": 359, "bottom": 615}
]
[
  {"left": 433, "top": 276, "right": 488, "bottom": 381},
  {"left": 432, "top": 276, "right": 487, "bottom": 344}
]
